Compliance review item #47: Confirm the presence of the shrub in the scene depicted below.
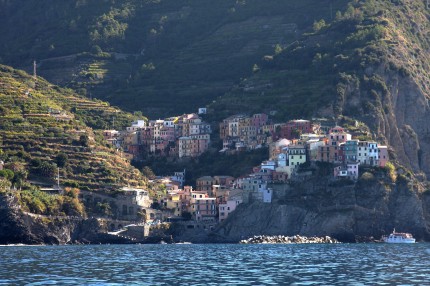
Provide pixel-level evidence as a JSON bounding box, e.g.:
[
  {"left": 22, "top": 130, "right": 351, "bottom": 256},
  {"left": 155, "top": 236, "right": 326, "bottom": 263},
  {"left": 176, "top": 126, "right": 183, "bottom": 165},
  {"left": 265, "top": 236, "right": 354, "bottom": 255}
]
[{"left": 0, "top": 169, "right": 15, "bottom": 180}]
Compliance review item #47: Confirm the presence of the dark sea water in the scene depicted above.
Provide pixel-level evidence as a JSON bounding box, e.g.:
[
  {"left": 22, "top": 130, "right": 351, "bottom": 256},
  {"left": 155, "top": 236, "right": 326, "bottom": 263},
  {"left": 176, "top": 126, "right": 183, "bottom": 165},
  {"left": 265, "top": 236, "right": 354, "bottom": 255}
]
[{"left": 0, "top": 243, "right": 429, "bottom": 285}]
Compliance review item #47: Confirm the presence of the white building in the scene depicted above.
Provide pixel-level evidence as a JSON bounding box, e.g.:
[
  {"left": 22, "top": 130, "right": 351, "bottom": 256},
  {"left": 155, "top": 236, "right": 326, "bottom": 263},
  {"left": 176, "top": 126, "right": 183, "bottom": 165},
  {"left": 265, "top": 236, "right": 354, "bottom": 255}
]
[
  {"left": 127, "top": 120, "right": 146, "bottom": 132},
  {"left": 198, "top": 108, "right": 207, "bottom": 114},
  {"left": 238, "top": 177, "right": 272, "bottom": 203},
  {"left": 367, "top": 142, "right": 379, "bottom": 166},
  {"left": 357, "top": 141, "right": 368, "bottom": 165},
  {"left": 261, "top": 160, "right": 276, "bottom": 171}
]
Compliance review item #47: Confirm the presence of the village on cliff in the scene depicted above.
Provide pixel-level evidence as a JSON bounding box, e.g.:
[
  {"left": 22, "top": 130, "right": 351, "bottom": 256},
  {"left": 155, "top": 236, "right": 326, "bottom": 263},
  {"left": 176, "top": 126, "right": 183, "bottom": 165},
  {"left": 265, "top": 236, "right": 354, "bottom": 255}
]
[{"left": 90, "top": 109, "right": 390, "bottom": 233}]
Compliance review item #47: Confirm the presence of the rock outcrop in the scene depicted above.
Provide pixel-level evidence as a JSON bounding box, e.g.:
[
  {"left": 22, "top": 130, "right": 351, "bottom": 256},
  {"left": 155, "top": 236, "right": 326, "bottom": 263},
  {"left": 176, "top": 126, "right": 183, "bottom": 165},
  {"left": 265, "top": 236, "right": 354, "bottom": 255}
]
[
  {"left": 0, "top": 193, "right": 133, "bottom": 245},
  {"left": 240, "top": 235, "right": 339, "bottom": 244},
  {"left": 214, "top": 174, "right": 430, "bottom": 243}
]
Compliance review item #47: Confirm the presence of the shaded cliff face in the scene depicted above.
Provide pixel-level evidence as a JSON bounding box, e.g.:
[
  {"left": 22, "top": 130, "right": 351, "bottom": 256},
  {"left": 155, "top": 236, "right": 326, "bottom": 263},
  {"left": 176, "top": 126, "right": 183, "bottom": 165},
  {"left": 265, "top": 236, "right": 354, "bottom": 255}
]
[
  {"left": 0, "top": 194, "right": 77, "bottom": 244},
  {"left": 368, "top": 73, "right": 430, "bottom": 177},
  {"left": 0, "top": 194, "right": 121, "bottom": 245},
  {"left": 214, "top": 175, "right": 430, "bottom": 242},
  {"left": 340, "top": 0, "right": 430, "bottom": 176},
  {"left": 329, "top": 0, "right": 430, "bottom": 177}
]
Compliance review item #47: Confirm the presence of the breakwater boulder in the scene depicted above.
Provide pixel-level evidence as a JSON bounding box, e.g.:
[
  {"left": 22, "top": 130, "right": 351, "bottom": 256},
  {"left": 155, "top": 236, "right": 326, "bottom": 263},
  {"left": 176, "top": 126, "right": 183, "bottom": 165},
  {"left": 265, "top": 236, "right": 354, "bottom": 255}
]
[{"left": 239, "top": 235, "right": 339, "bottom": 244}]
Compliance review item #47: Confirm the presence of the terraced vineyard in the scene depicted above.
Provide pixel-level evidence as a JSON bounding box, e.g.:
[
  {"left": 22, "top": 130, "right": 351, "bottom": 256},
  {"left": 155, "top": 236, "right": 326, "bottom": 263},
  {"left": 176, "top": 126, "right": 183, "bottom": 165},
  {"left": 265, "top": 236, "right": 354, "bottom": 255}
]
[{"left": 0, "top": 65, "right": 146, "bottom": 192}]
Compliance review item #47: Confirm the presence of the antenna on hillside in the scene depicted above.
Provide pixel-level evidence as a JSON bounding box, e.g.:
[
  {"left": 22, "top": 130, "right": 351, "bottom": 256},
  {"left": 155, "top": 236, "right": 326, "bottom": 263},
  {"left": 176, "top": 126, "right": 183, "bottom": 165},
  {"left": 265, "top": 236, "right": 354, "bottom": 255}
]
[
  {"left": 56, "top": 167, "right": 63, "bottom": 194},
  {"left": 112, "top": 116, "right": 115, "bottom": 129},
  {"left": 57, "top": 167, "right": 60, "bottom": 190},
  {"left": 33, "top": 60, "right": 37, "bottom": 79},
  {"left": 33, "top": 60, "right": 38, "bottom": 89}
]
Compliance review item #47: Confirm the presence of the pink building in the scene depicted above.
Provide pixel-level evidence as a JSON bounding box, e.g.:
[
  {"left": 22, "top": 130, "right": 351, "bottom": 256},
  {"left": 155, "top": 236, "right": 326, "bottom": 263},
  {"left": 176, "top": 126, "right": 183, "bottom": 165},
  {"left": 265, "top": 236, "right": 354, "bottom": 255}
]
[
  {"left": 378, "top": 146, "right": 388, "bottom": 167},
  {"left": 251, "top": 113, "right": 269, "bottom": 128},
  {"left": 347, "top": 162, "right": 359, "bottom": 180},
  {"left": 328, "top": 126, "right": 351, "bottom": 146},
  {"left": 160, "top": 126, "right": 175, "bottom": 142},
  {"left": 193, "top": 198, "right": 216, "bottom": 222},
  {"left": 178, "top": 134, "right": 210, "bottom": 158},
  {"left": 278, "top": 120, "right": 312, "bottom": 140},
  {"left": 219, "top": 199, "right": 242, "bottom": 223}
]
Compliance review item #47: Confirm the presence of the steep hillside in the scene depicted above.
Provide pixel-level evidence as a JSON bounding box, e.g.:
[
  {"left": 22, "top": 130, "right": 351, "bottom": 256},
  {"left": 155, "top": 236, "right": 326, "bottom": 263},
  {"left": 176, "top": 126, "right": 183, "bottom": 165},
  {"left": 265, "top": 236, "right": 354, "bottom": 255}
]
[
  {"left": 211, "top": 0, "right": 430, "bottom": 177},
  {"left": 0, "top": 0, "right": 347, "bottom": 117},
  {"left": 0, "top": 65, "right": 146, "bottom": 191}
]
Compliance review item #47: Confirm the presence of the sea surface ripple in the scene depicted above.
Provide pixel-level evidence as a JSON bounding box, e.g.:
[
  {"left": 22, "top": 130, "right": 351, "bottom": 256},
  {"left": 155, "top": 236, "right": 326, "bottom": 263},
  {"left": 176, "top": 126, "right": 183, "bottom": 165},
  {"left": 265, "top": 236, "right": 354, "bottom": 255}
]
[{"left": 0, "top": 243, "right": 429, "bottom": 285}]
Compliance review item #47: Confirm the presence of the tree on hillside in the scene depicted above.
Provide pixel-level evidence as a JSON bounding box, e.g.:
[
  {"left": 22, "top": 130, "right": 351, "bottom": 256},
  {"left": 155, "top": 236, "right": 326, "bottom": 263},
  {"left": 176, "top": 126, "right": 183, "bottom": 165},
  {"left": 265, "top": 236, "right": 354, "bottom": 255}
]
[
  {"left": 79, "top": 134, "right": 89, "bottom": 147},
  {"left": 55, "top": 153, "right": 68, "bottom": 168},
  {"left": 142, "top": 166, "right": 155, "bottom": 179},
  {"left": 37, "top": 161, "right": 57, "bottom": 179}
]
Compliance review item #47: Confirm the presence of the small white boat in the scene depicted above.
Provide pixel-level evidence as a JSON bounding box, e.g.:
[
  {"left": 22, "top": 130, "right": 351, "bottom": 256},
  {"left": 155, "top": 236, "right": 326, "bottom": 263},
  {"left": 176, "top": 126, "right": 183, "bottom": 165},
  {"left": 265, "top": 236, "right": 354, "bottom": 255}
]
[{"left": 382, "top": 229, "right": 416, "bottom": 243}]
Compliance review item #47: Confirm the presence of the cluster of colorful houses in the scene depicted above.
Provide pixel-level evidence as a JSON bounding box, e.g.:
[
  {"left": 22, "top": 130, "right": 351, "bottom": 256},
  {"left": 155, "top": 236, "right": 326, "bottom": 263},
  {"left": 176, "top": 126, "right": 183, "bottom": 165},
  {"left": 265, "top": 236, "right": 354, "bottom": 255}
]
[
  {"left": 220, "top": 113, "right": 318, "bottom": 152},
  {"left": 155, "top": 173, "right": 272, "bottom": 225},
  {"left": 154, "top": 115, "right": 390, "bottom": 224},
  {"left": 103, "top": 109, "right": 211, "bottom": 159},
  {"left": 102, "top": 112, "right": 390, "bottom": 225},
  {"left": 220, "top": 114, "right": 388, "bottom": 181},
  {"left": 265, "top": 125, "right": 389, "bottom": 181}
]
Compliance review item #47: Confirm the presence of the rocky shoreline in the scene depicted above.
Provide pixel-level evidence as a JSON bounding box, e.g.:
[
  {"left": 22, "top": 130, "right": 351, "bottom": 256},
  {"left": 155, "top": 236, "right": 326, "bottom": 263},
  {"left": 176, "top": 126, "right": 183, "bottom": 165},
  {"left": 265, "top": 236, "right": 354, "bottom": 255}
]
[{"left": 240, "top": 235, "right": 340, "bottom": 244}]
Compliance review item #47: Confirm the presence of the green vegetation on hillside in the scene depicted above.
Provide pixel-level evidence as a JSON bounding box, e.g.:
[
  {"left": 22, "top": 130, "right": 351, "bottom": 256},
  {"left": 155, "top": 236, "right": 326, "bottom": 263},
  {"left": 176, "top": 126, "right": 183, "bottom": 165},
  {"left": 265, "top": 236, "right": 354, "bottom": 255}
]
[
  {"left": 0, "top": 0, "right": 348, "bottom": 118},
  {"left": 18, "top": 187, "right": 85, "bottom": 217},
  {"left": 210, "top": 0, "right": 430, "bottom": 125},
  {"left": 134, "top": 147, "right": 269, "bottom": 185},
  {"left": 0, "top": 65, "right": 147, "bottom": 191}
]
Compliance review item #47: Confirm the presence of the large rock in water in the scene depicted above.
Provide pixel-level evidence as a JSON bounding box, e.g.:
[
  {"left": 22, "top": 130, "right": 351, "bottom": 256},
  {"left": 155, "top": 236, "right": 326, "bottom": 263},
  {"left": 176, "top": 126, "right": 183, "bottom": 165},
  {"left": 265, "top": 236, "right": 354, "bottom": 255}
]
[{"left": 213, "top": 175, "right": 430, "bottom": 243}]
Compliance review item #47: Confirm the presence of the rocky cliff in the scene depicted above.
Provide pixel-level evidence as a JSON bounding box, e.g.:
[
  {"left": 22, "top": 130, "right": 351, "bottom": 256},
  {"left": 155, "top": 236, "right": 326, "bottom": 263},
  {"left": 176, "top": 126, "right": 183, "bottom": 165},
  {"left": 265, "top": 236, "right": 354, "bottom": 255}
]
[
  {"left": 214, "top": 170, "right": 430, "bottom": 242},
  {"left": 0, "top": 193, "right": 130, "bottom": 245}
]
